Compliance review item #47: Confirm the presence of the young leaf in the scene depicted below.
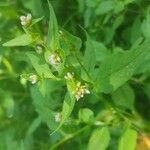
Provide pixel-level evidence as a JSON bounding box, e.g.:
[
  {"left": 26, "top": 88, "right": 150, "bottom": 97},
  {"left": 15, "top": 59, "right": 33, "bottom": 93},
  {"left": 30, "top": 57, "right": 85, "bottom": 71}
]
[
  {"left": 118, "top": 127, "right": 137, "bottom": 150},
  {"left": 47, "top": 0, "right": 59, "bottom": 50},
  {"left": 3, "top": 34, "right": 33, "bottom": 47},
  {"left": 26, "top": 52, "right": 55, "bottom": 79},
  {"left": 88, "top": 127, "right": 110, "bottom": 150},
  {"left": 96, "top": 40, "right": 150, "bottom": 93}
]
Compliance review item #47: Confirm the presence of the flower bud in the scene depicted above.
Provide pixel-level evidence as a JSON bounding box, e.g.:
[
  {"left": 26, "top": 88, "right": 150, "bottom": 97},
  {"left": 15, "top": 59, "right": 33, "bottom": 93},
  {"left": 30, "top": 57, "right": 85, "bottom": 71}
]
[
  {"left": 29, "top": 74, "right": 38, "bottom": 84},
  {"left": 48, "top": 53, "right": 61, "bottom": 65},
  {"left": 64, "top": 72, "right": 74, "bottom": 80},
  {"left": 20, "top": 13, "right": 32, "bottom": 26}
]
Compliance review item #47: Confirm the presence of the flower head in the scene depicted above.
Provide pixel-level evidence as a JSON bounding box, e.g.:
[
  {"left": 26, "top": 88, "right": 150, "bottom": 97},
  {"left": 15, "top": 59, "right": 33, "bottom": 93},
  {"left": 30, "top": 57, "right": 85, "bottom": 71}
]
[
  {"left": 29, "top": 74, "right": 38, "bottom": 84},
  {"left": 48, "top": 53, "right": 61, "bottom": 65},
  {"left": 73, "top": 82, "right": 90, "bottom": 101},
  {"left": 20, "top": 13, "right": 32, "bottom": 26},
  {"left": 64, "top": 72, "right": 74, "bottom": 80},
  {"left": 54, "top": 112, "right": 62, "bottom": 122}
]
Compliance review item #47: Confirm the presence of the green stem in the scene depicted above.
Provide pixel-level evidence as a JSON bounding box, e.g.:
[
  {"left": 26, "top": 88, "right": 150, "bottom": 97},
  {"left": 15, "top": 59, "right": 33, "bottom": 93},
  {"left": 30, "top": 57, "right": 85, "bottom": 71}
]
[{"left": 49, "top": 126, "right": 89, "bottom": 150}]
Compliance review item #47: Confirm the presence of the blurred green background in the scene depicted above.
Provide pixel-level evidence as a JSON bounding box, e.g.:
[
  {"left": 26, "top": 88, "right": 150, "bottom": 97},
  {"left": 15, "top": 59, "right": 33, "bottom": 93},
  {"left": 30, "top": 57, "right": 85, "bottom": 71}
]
[{"left": 0, "top": 0, "right": 150, "bottom": 149}]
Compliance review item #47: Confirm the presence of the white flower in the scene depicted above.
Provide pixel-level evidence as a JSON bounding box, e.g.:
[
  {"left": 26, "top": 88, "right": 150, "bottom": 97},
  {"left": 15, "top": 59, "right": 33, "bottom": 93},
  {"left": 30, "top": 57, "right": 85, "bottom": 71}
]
[
  {"left": 64, "top": 72, "right": 74, "bottom": 80},
  {"left": 73, "top": 82, "right": 90, "bottom": 101},
  {"left": 55, "top": 112, "right": 61, "bottom": 122},
  {"left": 29, "top": 74, "right": 38, "bottom": 84},
  {"left": 20, "top": 13, "right": 32, "bottom": 26},
  {"left": 48, "top": 53, "right": 61, "bottom": 65}
]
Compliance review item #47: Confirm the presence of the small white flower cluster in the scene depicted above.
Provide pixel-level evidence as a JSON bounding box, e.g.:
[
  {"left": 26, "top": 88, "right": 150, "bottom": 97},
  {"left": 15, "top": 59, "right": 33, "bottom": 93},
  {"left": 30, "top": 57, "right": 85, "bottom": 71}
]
[
  {"left": 20, "top": 13, "right": 32, "bottom": 26},
  {"left": 54, "top": 112, "right": 61, "bottom": 122},
  {"left": 48, "top": 53, "right": 61, "bottom": 65},
  {"left": 73, "top": 82, "right": 90, "bottom": 101},
  {"left": 64, "top": 72, "right": 74, "bottom": 80},
  {"left": 29, "top": 74, "right": 38, "bottom": 84}
]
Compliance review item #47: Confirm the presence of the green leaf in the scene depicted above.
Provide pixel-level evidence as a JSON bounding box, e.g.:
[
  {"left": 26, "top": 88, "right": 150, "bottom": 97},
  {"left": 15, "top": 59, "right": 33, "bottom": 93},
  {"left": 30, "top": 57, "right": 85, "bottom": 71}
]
[
  {"left": 88, "top": 127, "right": 110, "bottom": 150},
  {"left": 95, "top": 1, "right": 114, "bottom": 15},
  {"left": 47, "top": 0, "right": 59, "bottom": 50},
  {"left": 112, "top": 84, "right": 135, "bottom": 110},
  {"left": 118, "top": 127, "right": 137, "bottom": 150},
  {"left": 96, "top": 40, "right": 150, "bottom": 93},
  {"left": 78, "top": 108, "right": 94, "bottom": 123},
  {"left": 26, "top": 52, "right": 55, "bottom": 79},
  {"left": 82, "top": 33, "right": 96, "bottom": 81},
  {"left": 3, "top": 34, "right": 33, "bottom": 47}
]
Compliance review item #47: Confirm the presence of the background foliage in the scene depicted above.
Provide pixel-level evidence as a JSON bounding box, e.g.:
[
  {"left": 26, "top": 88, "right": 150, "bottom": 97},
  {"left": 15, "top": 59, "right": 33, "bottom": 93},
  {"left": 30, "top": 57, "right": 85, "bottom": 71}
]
[{"left": 0, "top": 0, "right": 150, "bottom": 149}]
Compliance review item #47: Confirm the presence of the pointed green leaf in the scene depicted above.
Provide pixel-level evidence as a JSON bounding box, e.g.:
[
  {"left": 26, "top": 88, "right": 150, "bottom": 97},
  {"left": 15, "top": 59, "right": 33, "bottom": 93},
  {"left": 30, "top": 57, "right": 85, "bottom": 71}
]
[
  {"left": 3, "top": 34, "right": 33, "bottom": 47},
  {"left": 88, "top": 127, "right": 110, "bottom": 150},
  {"left": 47, "top": 1, "right": 59, "bottom": 49}
]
